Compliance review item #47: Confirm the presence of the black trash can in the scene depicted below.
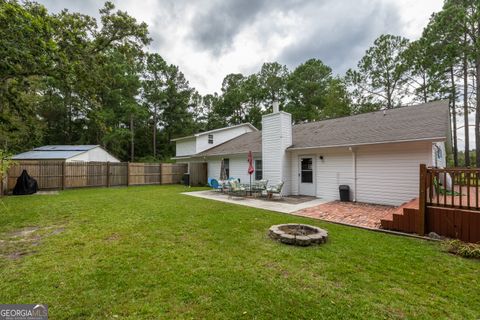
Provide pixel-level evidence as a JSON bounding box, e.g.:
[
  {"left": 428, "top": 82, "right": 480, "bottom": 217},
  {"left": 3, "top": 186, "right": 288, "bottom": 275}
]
[
  {"left": 183, "top": 173, "right": 190, "bottom": 186},
  {"left": 339, "top": 185, "right": 350, "bottom": 202}
]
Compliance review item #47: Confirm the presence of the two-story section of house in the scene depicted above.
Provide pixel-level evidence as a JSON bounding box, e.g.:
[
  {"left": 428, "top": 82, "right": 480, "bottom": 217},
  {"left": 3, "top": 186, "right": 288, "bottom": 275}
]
[{"left": 172, "top": 123, "right": 259, "bottom": 181}]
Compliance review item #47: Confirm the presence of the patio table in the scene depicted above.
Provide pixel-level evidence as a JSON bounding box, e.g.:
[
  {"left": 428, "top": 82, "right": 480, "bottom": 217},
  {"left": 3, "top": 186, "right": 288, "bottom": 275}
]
[{"left": 241, "top": 183, "right": 266, "bottom": 197}]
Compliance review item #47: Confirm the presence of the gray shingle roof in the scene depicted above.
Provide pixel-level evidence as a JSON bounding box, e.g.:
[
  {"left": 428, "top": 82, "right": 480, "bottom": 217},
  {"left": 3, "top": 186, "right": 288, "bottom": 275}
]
[
  {"left": 192, "top": 100, "right": 449, "bottom": 157},
  {"left": 291, "top": 100, "right": 449, "bottom": 149}
]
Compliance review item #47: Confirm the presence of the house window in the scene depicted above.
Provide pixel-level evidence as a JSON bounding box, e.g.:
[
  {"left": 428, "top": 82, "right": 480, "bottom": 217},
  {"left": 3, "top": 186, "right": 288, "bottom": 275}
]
[
  {"left": 436, "top": 147, "right": 443, "bottom": 159},
  {"left": 255, "top": 160, "right": 263, "bottom": 180},
  {"left": 301, "top": 158, "right": 313, "bottom": 183},
  {"left": 208, "top": 134, "right": 214, "bottom": 144},
  {"left": 223, "top": 158, "right": 229, "bottom": 178}
]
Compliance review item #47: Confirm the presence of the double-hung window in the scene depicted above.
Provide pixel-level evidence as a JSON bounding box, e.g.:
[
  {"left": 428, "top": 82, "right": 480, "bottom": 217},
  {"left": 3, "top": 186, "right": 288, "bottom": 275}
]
[{"left": 255, "top": 160, "right": 262, "bottom": 180}]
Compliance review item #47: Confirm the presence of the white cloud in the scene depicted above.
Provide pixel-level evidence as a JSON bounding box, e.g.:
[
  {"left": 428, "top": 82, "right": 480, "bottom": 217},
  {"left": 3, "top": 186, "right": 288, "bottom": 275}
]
[{"left": 38, "top": 0, "right": 443, "bottom": 94}]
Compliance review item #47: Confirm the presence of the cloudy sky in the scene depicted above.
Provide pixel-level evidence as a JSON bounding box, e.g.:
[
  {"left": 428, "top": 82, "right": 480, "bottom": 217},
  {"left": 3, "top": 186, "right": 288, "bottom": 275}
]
[
  {"left": 40, "top": 0, "right": 475, "bottom": 149},
  {"left": 39, "top": 0, "right": 443, "bottom": 95}
]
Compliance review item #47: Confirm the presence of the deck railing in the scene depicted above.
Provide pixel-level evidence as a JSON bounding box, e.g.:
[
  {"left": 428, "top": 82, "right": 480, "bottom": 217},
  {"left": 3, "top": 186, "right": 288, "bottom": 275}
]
[{"left": 425, "top": 166, "right": 480, "bottom": 210}]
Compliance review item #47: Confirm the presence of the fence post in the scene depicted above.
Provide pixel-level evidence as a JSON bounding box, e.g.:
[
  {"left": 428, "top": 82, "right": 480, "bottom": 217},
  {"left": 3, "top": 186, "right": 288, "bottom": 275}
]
[
  {"left": 126, "top": 162, "right": 130, "bottom": 187},
  {"left": 0, "top": 159, "right": 3, "bottom": 197},
  {"left": 106, "top": 162, "right": 110, "bottom": 188},
  {"left": 418, "top": 164, "right": 427, "bottom": 236},
  {"left": 159, "top": 163, "right": 162, "bottom": 185},
  {"left": 61, "top": 161, "right": 66, "bottom": 190}
]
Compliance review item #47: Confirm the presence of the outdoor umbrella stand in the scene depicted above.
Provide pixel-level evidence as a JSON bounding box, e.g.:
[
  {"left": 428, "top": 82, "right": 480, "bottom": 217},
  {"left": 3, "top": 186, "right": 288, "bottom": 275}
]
[{"left": 247, "top": 151, "right": 254, "bottom": 196}]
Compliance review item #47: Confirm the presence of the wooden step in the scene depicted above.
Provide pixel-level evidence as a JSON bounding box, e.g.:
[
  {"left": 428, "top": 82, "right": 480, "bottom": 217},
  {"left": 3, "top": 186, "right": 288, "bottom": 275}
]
[{"left": 380, "top": 219, "right": 393, "bottom": 229}]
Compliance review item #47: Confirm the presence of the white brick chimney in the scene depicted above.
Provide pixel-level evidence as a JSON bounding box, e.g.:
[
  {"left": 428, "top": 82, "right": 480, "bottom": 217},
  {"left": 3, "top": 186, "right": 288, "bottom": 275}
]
[{"left": 261, "top": 102, "right": 292, "bottom": 194}]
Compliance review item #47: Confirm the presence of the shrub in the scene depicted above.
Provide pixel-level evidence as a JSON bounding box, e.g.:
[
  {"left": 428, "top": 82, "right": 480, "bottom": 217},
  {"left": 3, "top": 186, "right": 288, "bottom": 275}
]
[{"left": 444, "top": 240, "right": 480, "bottom": 259}]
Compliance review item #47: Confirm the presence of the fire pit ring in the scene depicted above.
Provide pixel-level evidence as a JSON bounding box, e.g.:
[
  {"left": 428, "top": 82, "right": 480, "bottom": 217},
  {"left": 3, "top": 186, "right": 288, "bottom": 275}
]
[{"left": 268, "top": 223, "right": 328, "bottom": 246}]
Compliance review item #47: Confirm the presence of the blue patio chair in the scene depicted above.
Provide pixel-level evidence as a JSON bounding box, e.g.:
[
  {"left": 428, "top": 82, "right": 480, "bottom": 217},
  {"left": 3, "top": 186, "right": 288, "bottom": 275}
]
[
  {"left": 207, "top": 178, "right": 215, "bottom": 187},
  {"left": 210, "top": 179, "right": 222, "bottom": 191}
]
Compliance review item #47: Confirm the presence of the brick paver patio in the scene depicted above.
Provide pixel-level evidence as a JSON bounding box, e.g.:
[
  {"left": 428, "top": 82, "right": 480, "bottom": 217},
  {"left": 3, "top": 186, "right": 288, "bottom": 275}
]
[{"left": 294, "top": 201, "right": 414, "bottom": 229}]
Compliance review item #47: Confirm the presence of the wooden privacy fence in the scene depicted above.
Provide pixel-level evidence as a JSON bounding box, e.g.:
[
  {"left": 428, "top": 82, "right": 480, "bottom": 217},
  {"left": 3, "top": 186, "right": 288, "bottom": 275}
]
[
  {"left": 381, "top": 164, "right": 480, "bottom": 243},
  {"left": 6, "top": 161, "right": 187, "bottom": 192}
]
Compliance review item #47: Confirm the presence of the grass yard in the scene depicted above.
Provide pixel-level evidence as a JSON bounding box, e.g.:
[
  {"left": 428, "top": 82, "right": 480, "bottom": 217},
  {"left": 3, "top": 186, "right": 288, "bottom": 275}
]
[{"left": 0, "top": 185, "right": 478, "bottom": 319}]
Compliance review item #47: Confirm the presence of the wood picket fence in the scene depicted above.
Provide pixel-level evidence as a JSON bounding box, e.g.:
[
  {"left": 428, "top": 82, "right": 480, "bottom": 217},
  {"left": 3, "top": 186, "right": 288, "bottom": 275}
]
[{"left": 5, "top": 160, "right": 187, "bottom": 193}]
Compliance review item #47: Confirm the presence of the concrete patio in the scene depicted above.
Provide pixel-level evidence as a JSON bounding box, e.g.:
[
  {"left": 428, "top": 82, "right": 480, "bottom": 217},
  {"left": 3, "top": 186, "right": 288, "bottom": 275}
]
[{"left": 183, "top": 190, "right": 328, "bottom": 213}]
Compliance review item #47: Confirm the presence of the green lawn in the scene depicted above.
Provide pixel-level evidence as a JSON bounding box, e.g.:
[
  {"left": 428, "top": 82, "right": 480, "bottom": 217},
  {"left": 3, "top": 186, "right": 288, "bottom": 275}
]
[{"left": 0, "top": 186, "right": 478, "bottom": 319}]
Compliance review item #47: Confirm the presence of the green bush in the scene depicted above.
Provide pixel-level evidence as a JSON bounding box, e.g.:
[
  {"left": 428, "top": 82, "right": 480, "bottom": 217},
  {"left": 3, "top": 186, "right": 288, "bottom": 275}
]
[{"left": 444, "top": 239, "right": 480, "bottom": 259}]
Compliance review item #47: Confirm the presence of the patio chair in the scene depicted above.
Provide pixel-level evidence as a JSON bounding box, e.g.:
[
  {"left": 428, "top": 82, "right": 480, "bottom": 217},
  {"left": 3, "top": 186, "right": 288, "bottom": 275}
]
[
  {"left": 256, "top": 179, "right": 268, "bottom": 190},
  {"left": 210, "top": 179, "right": 222, "bottom": 192},
  {"left": 228, "top": 179, "right": 246, "bottom": 197},
  {"left": 208, "top": 178, "right": 215, "bottom": 187},
  {"left": 265, "top": 181, "right": 284, "bottom": 200}
]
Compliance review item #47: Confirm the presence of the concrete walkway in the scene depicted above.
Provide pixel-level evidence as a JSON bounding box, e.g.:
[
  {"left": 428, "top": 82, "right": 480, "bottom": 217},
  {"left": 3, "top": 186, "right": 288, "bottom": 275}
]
[{"left": 182, "top": 190, "right": 328, "bottom": 213}]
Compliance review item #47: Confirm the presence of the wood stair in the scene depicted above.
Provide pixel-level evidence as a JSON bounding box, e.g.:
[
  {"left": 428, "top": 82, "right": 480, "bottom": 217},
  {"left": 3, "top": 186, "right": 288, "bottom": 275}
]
[{"left": 380, "top": 208, "right": 420, "bottom": 234}]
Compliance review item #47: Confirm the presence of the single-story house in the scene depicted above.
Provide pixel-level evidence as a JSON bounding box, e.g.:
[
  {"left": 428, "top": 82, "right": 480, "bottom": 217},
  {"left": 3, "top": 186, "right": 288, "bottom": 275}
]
[
  {"left": 173, "top": 100, "right": 450, "bottom": 206},
  {"left": 12, "top": 145, "right": 120, "bottom": 162}
]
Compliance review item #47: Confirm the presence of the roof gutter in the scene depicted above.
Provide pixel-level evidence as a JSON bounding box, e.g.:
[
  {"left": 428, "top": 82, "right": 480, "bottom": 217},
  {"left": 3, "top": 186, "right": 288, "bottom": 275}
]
[{"left": 286, "top": 136, "right": 447, "bottom": 151}]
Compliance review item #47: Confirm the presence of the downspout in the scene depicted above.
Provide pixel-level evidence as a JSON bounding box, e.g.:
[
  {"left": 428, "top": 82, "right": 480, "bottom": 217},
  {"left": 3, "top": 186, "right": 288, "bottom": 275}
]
[{"left": 349, "top": 147, "right": 357, "bottom": 202}]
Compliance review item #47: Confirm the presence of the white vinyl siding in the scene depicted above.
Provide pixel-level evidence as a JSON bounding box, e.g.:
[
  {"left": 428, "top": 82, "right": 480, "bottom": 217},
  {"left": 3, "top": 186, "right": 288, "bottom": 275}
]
[
  {"left": 290, "top": 141, "right": 436, "bottom": 205},
  {"left": 175, "top": 124, "right": 256, "bottom": 157},
  {"left": 207, "top": 159, "right": 221, "bottom": 180},
  {"left": 290, "top": 148, "right": 352, "bottom": 199},
  {"left": 206, "top": 155, "right": 261, "bottom": 183},
  {"left": 355, "top": 142, "right": 432, "bottom": 205},
  {"left": 196, "top": 125, "right": 255, "bottom": 153},
  {"left": 262, "top": 111, "right": 292, "bottom": 195},
  {"left": 316, "top": 150, "right": 353, "bottom": 200},
  {"left": 175, "top": 138, "right": 196, "bottom": 157}
]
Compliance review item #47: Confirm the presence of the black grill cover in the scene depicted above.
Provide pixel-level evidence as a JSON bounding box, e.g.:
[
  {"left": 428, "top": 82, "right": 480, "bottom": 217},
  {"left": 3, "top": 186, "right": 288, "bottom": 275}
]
[{"left": 13, "top": 170, "right": 38, "bottom": 195}]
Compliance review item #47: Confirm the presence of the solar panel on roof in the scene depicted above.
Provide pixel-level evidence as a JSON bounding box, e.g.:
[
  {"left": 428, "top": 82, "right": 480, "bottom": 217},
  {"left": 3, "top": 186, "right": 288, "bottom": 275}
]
[
  {"left": 33, "top": 145, "right": 98, "bottom": 151},
  {"left": 12, "top": 150, "right": 86, "bottom": 160}
]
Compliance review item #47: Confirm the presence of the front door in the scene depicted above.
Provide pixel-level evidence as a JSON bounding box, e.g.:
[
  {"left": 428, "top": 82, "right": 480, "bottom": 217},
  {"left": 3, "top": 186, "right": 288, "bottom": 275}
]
[{"left": 299, "top": 156, "right": 315, "bottom": 196}]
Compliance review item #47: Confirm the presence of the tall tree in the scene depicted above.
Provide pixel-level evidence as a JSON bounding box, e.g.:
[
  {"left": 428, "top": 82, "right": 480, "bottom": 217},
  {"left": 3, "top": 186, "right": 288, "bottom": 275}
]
[
  {"left": 258, "top": 62, "right": 288, "bottom": 111},
  {"left": 322, "top": 78, "right": 352, "bottom": 119},
  {"left": 242, "top": 74, "right": 263, "bottom": 129},
  {"left": 160, "top": 64, "right": 196, "bottom": 157},
  {"left": 0, "top": 0, "right": 57, "bottom": 151},
  {"left": 403, "top": 38, "right": 444, "bottom": 103},
  {"left": 285, "top": 58, "right": 333, "bottom": 122},
  {"left": 429, "top": 0, "right": 479, "bottom": 166},
  {"left": 346, "top": 34, "right": 410, "bottom": 109},
  {"left": 143, "top": 53, "right": 168, "bottom": 159},
  {"left": 220, "top": 73, "right": 248, "bottom": 125}
]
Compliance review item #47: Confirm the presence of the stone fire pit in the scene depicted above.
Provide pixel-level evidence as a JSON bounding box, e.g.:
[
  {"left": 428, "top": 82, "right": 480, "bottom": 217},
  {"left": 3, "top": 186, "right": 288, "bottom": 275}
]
[{"left": 268, "top": 223, "right": 328, "bottom": 246}]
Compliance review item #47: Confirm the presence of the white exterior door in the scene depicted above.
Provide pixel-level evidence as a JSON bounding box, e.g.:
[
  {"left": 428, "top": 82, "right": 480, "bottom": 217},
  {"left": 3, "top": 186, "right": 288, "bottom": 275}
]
[{"left": 299, "top": 156, "right": 316, "bottom": 196}]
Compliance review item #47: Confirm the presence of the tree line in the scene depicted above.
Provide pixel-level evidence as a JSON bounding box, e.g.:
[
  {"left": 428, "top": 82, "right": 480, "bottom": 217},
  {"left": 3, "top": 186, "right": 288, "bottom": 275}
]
[{"left": 1, "top": 0, "right": 479, "bottom": 166}]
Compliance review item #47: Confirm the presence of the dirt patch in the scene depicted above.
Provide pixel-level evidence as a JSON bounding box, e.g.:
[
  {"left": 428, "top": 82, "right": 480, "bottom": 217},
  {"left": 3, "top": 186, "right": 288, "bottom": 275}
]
[
  {"left": 6, "top": 250, "right": 38, "bottom": 260},
  {"left": 1, "top": 225, "right": 66, "bottom": 260},
  {"left": 8, "top": 227, "right": 39, "bottom": 238},
  {"left": 35, "top": 191, "right": 59, "bottom": 196},
  {"left": 105, "top": 233, "right": 121, "bottom": 241}
]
